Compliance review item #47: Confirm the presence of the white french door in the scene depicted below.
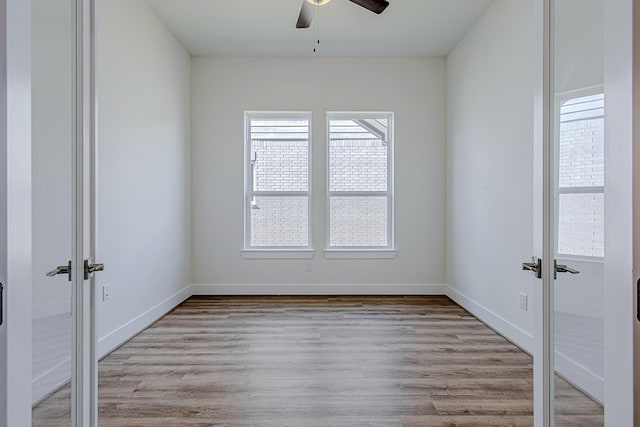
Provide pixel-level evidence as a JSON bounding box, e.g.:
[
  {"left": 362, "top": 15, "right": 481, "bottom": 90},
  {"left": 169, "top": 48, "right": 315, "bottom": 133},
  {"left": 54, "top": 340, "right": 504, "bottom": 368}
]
[
  {"left": 534, "top": 0, "right": 637, "bottom": 426},
  {"left": 1, "top": 0, "right": 98, "bottom": 425}
]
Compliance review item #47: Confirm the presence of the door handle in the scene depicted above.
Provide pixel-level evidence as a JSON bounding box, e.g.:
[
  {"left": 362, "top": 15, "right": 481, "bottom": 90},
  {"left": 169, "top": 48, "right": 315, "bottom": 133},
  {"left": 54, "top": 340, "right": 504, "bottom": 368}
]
[
  {"left": 555, "top": 264, "right": 579, "bottom": 274},
  {"left": 522, "top": 258, "right": 542, "bottom": 279},
  {"left": 637, "top": 279, "right": 639, "bottom": 322},
  {"left": 554, "top": 260, "right": 579, "bottom": 279},
  {"left": 46, "top": 261, "right": 72, "bottom": 281},
  {"left": 45, "top": 261, "right": 104, "bottom": 280},
  {"left": 84, "top": 259, "right": 104, "bottom": 279},
  {"left": 0, "top": 282, "right": 4, "bottom": 327}
]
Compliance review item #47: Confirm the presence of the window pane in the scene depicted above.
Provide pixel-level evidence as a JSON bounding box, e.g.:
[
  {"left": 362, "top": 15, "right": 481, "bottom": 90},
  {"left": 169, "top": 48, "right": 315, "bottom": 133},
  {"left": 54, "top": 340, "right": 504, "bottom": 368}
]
[
  {"left": 330, "top": 196, "right": 387, "bottom": 247},
  {"left": 329, "top": 119, "right": 388, "bottom": 192},
  {"left": 250, "top": 196, "right": 308, "bottom": 247},
  {"left": 558, "top": 193, "right": 604, "bottom": 257},
  {"left": 250, "top": 119, "right": 309, "bottom": 140},
  {"left": 251, "top": 139, "right": 308, "bottom": 192},
  {"left": 558, "top": 118, "right": 604, "bottom": 188},
  {"left": 559, "top": 93, "right": 604, "bottom": 188}
]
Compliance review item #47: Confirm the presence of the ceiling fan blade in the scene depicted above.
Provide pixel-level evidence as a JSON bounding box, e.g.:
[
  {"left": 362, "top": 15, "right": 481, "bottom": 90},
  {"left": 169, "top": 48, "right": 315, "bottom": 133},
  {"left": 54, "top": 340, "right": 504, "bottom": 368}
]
[
  {"left": 296, "top": 1, "right": 315, "bottom": 28},
  {"left": 348, "top": 0, "right": 389, "bottom": 14}
]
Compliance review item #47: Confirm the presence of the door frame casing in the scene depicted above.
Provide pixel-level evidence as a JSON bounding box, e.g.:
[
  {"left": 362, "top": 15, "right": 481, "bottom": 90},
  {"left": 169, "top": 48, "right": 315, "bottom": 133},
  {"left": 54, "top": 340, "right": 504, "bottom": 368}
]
[
  {"left": 0, "top": 0, "right": 32, "bottom": 426},
  {"left": 72, "top": 0, "right": 98, "bottom": 424},
  {"left": 632, "top": 0, "right": 640, "bottom": 425},
  {"left": 603, "top": 0, "right": 636, "bottom": 425},
  {"left": 532, "top": 1, "right": 551, "bottom": 426}
]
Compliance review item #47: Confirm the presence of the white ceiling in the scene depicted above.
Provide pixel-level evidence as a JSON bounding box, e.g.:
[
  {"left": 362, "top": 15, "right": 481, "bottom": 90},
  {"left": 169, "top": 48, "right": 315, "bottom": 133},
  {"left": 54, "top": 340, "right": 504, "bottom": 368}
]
[{"left": 145, "top": 0, "right": 494, "bottom": 57}]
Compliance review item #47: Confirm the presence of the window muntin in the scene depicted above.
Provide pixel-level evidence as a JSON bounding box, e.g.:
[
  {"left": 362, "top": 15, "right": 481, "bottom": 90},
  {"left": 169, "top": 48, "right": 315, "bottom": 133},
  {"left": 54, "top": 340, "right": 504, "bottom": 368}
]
[
  {"left": 245, "top": 112, "right": 311, "bottom": 249},
  {"left": 327, "top": 113, "right": 393, "bottom": 249},
  {"left": 556, "top": 91, "right": 604, "bottom": 258}
]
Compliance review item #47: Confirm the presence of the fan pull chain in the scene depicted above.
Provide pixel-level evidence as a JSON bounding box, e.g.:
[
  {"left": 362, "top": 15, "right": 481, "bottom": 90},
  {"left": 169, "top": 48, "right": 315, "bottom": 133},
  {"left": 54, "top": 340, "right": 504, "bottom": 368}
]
[{"left": 314, "top": 4, "right": 320, "bottom": 53}]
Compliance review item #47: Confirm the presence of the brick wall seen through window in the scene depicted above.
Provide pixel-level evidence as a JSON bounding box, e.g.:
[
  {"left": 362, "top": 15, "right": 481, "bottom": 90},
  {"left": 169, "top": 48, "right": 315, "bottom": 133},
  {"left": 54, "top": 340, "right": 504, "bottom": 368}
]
[
  {"left": 327, "top": 114, "right": 393, "bottom": 249},
  {"left": 557, "top": 92, "right": 604, "bottom": 258},
  {"left": 245, "top": 113, "right": 311, "bottom": 248}
]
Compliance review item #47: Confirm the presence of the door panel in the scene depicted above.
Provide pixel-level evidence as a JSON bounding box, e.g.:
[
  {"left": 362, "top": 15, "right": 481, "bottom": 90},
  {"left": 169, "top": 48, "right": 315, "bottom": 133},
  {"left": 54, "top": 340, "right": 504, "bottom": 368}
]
[
  {"left": 31, "top": 0, "right": 74, "bottom": 410},
  {"left": 30, "top": 0, "right": 97, "bottom": 425},
  {"left": 550, "top": 0, "right": 604, "bottom": 424},
  {"left": 30, "top": 0, "right": 76, "bottom": 422}
]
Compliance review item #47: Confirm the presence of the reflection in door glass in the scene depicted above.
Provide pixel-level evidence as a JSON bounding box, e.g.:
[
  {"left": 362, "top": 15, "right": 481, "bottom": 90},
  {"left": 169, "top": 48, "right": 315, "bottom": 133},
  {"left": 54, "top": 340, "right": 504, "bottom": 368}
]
[
  {"left": 31, "top": 0, "right": 74, "bottom": 424},
  {"left": 552, "top": 0, "right": 605, "bottom": 425}
]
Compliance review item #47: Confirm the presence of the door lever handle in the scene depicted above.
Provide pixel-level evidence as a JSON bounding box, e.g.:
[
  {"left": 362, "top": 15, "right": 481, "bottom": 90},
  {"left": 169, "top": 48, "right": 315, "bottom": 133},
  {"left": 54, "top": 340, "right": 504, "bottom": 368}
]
[
  {"left": 46, "top": 266, "right": 68, "bottom": 277},
  {"left": 632, "top": 279, "right": 640, "bottom": 322},
  {"left": 0, "top": 282, "right": 4, "bottom": 327},
  {"left": 522, "top": 258, "right": 542, "bottom": 279},
  {"left": 554, "top": 260, "right": 579, "bottom": 279},
  {"left": 84, "top": 259, "right": 104, "bottom": 279},
  {"left": 87, "top": 263, "right": 104, "bottom": 274},
  {"left": 555, "top": 264, "right": 579, "bottom": 274},
  {"left": 46, "top": 261, "right": 72, "bottom": 281}
]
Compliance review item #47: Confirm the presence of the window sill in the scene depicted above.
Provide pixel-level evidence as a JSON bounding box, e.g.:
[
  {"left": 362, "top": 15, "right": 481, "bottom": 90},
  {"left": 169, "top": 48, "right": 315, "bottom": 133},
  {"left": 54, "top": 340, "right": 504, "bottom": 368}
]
[
  {"left": 555, "top": 254, "right": 604, "bottom": 264},
  {"left": 241, "top": 249, "right": 315, "bottom": 259},
  {"left": 323, "top": 249, "right": 397, "bottom": 259}
]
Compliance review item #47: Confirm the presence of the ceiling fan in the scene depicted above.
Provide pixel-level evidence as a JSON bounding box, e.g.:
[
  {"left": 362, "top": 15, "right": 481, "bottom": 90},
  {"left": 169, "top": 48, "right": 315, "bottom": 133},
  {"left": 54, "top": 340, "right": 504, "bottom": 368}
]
[{"left": 296, "top": 0, "right": 390, "bottom": 29}]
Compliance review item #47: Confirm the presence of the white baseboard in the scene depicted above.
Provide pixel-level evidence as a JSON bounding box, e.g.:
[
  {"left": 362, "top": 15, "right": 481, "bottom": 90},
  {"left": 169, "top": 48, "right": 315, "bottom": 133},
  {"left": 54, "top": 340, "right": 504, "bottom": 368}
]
[
  {"left": 191, "top": 283, "right": 446, "bottom": 296},
  {"left": 97, "top": 286, "right": 192, "bottom": 358},
  {"left": 555, "top": 350, "right": 604, "bottom": 404},
  {"left": 32, "top": 358, "right": 70, "bottom": 405},
  {"left": 444, "top": 284, "right": 534, "bottom": 354},
  {"left": 444, "top": 284, "right": 603, "bottom": 403},
  {"left": 32, "top": 286, "right": 192, "bottom": 405}
]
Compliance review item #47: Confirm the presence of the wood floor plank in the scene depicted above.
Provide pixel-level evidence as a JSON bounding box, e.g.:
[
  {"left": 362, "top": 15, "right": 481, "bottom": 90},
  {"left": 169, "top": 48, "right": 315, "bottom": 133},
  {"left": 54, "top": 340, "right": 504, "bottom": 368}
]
[{"left": 32, "top": 296, "right": 603, "bottom": 426}]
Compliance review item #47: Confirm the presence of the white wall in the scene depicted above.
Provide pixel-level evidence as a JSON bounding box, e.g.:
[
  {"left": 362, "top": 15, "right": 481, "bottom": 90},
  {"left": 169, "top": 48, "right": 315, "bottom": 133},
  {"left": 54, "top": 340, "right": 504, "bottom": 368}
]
[
  {"left": 95, "top": 0, "right": 191, "bottom": 353},
  {"left": 445, "top": 0, "right": 536, "bottom": 348},
  {"left": 191, "top": 57, "right": 446, "bottom": 289},
  {"left": 31, "top": 0, "right": 72, "bottom": 319}
]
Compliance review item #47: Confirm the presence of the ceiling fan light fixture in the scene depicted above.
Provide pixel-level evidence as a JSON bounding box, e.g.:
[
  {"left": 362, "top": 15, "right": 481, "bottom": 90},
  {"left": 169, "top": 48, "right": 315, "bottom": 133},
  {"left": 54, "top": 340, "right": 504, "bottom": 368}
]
[{"left": 306, "top": 0, "right": 332, "bottom": 5}]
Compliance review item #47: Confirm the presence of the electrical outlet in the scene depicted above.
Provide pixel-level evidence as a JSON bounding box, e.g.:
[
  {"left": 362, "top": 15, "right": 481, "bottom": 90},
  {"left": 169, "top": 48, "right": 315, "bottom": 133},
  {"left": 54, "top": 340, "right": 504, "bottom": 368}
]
[
  {"left": 519, "top": 293, "right": 528, "bottom": 311},
  {"left": 304, "top": 262, "right": 312, "bottom": 272},
  {"left": 102, "top": 284, "right": 112, "bottom": 302}
]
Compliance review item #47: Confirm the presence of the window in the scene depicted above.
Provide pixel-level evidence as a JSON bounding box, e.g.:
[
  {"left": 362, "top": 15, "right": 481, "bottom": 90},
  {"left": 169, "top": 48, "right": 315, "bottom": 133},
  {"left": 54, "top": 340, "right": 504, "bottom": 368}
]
[
  {"left": 327, "top": 113, "right": 394, "bottom": 251},
  {"left": 556, "top": 90, "right": 604, "bottom": 258},
  {"left": 244, "top": 112, "right": 311, "bottom": 251}
]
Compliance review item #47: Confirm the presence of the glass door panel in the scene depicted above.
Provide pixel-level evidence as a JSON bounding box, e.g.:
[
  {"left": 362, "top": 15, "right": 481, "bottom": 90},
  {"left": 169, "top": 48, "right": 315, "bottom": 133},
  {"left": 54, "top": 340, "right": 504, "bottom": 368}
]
[
  {"left": 551, "top": 0, "right": 604, "bottom": 425},
  {"left": 31, "top": 0, "right": 77, "bottom": 424}
]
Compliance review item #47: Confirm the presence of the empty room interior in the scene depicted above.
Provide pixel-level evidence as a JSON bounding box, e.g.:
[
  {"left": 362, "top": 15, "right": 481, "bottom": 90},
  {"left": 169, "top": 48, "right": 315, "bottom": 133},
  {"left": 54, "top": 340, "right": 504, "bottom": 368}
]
[{"left": 27, "top": 0, "right": 621, "bottom": 425}]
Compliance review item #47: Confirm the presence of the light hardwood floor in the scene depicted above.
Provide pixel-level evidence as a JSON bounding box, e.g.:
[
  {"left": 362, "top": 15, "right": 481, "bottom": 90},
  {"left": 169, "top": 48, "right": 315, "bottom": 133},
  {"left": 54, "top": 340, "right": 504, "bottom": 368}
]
[{"left": 33, "top": 296, "right": 603, "bottom": 426}]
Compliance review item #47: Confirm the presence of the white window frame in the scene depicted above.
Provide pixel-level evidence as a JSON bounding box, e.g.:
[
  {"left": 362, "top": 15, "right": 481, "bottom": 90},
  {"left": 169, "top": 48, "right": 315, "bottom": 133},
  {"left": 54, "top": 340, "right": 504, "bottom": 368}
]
[
  {"left": 242, "top": 111, "right": 314, "bottom": 259},
  {"left": 554, "top": 86, "right": 604, "bottom": 261},
  {"left": 325, "top": 112, "right": 396, "bottom": 259}
]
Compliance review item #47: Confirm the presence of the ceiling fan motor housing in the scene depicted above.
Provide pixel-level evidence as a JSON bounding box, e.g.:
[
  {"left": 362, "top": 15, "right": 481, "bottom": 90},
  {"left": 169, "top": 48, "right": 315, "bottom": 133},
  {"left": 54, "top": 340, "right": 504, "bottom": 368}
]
[{"left": 297, "top": 0, "right": 389, "bottom": 29}]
